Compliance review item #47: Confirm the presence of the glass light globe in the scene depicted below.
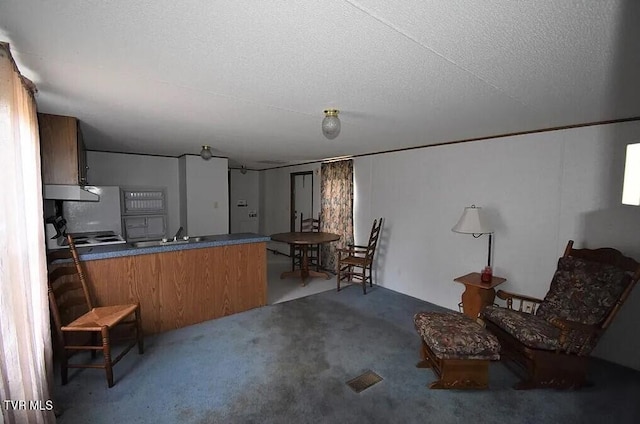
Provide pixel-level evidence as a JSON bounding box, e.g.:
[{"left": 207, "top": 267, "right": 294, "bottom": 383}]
[
  {"left": 200, "top": 145, "right": 213, "bottom": 160},
  {"left": 322, "top": 109, "right": 340, "bottom": 140}
]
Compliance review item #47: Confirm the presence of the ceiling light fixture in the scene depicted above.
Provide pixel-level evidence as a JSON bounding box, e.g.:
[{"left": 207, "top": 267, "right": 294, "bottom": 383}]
[
  {"left": 200, "top": 145, "right": 213, "bottom": 160},
  {"left": 322, "top": 109, "right": 340, "bottom": 140}
]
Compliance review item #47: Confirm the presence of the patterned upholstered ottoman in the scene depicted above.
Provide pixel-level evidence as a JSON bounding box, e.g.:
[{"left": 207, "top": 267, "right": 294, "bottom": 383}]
[{"left": 414, "top": 311, "right": 500, "bottom": 389}]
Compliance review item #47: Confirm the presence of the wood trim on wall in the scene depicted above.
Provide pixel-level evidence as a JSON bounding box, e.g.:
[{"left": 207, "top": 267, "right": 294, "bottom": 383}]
[
  {"left": 87, "top": 116, "right": 640, "bottom": 171},
  {"left": 259, "top": 116, "right": 640, "bottom": 171}
]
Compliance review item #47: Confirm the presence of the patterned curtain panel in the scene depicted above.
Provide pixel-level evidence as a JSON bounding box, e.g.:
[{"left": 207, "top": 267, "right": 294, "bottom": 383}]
[{"left": 320, "top": 160, "right": 354, "bottom": 272}]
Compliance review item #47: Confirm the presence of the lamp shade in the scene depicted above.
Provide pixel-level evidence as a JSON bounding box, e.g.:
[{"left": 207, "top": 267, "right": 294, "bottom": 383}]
[{"left": 452, "top": 205, "right": 492, "bottom": 234}]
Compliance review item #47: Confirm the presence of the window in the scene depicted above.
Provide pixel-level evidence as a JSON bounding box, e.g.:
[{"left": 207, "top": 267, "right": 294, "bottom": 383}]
[{"left": 622, "top": 143, "right": 640, "bottom": 206}]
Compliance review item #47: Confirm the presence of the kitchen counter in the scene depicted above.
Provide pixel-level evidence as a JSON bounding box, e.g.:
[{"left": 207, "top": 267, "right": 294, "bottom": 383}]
[
  {"left": 50, "top": 232, "right": 270, "bottom": 334},
  {"left": 71, "top": 232, "right": 271, "bottom": 261}
]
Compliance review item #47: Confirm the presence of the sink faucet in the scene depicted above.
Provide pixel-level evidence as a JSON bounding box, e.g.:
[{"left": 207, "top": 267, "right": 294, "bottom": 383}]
[{"left": 173, "top": 226, "right": 184, "bottom": 241}]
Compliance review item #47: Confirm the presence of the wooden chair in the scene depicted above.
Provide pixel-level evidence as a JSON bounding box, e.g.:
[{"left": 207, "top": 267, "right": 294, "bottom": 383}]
[
  {"left": 292, "top": 213, "right": 321, "bottom": 271},
  {"left": 482, "top": 240, "right": 640, "bottom": 389},
  {"left": 47, "top": 235, "right": 144, "bottom": 388},
  {"left": 336, "top": 218, "right": 383, "bottom": 294}
]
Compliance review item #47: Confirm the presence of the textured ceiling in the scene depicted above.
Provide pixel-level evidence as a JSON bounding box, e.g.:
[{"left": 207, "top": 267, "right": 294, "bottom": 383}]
[{"left": 1, "top": 1, "right": 639, "bottom": 169}]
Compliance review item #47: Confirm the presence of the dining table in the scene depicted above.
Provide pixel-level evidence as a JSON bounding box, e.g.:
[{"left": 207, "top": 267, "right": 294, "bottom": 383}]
[{"left": 270, "top": 231, "right": 341, "bottom": 285}]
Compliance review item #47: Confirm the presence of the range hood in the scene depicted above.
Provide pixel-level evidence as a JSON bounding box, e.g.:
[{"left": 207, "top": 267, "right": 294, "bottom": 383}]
[{"left": 43, "top": 185, "right": 100, "bottom": 202}]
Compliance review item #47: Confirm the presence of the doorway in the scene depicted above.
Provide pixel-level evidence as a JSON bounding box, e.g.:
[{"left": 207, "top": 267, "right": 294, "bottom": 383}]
[{"left": 290, "top": 171, "right": 314, "bottom": 232}]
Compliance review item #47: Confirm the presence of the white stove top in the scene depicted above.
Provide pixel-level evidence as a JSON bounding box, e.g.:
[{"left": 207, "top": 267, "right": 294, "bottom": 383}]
[{"left": 59, "top": 231, "right": 126, "bottom": 248}]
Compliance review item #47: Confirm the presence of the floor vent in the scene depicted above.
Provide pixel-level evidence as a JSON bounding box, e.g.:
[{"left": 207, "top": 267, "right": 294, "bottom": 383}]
[{"left": 346, "top": 370, "right": 383, "bottom": 393}]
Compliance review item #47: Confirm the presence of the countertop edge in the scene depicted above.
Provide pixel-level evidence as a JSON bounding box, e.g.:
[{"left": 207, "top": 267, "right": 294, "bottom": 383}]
[{"left": 71, "top": 234, "right": 271, "bottom": 261}]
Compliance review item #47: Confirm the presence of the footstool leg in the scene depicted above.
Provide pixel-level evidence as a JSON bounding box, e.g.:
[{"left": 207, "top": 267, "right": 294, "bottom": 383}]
[
  {"left": 434, "top": 359, "right": 490, "bottom": 389},
  {"left": 429, "top": 380, "right": 447, "bottom": 389},
  {"left": 416, "top": 340, "right": 433, "bottom": 369}
]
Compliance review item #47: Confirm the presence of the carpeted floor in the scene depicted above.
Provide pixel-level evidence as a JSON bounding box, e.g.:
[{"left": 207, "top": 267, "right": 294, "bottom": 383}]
[{"left": 53, "top": 286, "right": 640, "bottom": 424}]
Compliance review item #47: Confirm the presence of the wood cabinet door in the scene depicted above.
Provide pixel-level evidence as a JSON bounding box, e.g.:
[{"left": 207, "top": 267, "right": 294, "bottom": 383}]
[
  {"left": 76, "top": 122, "right": 88, "bottom": 185},
  {"left": 39, "top": 113, "right": 80, "bottom": 185}
]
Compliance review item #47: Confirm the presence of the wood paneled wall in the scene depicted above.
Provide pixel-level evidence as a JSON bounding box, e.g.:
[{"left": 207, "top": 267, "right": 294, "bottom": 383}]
[{"left": 80, "top": 242, "right": 267, "bottom": 334}]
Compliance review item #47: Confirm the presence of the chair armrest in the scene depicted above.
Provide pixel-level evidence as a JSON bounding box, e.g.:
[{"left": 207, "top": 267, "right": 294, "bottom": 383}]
[
  {"left": 496, "top": 290, "right": 544, "bottom": 313},
  {"left": 336, "top": 245, "right": 367, "bottom": 254},
  {"left": 548, "top": 317, "right": 601, "bottom": 355},
  {"left": 336, "top": 245, "right": 368, "bottom": 262},
  {"left": 549, "top": 317, "right": 597, "bottom": 333},
  {"left": 496, "top": 290, "right": 544, "bottom": 304}
]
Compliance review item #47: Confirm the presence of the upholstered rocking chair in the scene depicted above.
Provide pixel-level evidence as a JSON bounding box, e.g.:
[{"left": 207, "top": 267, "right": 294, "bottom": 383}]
[{"left": 482, "top": 240, "right": 640, "bottom": 389}]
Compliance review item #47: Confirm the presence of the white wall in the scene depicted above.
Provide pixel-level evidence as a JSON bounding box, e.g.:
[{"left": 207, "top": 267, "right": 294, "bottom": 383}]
[
  {"left": 353, "top": 120, "right": 640, "bottom": 370},
  {"left": 87, "top": 151, "right": 181, "bottom": 236},
  {"left": 354, "top": 134, "right": 564, "bottom": 307},
  {"left": 89, "top": 151, "right": 231, "bottom": 238},
  {"left": 258, "top": 121, "right": 640, "bottom": 369},
  {"left": 229, "top": 169, "right": 260, "bottom": 234},
  {"left": 261, "top": 163, "right": 321, "bottom": 253},
  {"left": 179, "top": 155, "right": 229, "bottom": 236},
  {"left": 178, "top": 156, "right": 188, "bottom": 232}
]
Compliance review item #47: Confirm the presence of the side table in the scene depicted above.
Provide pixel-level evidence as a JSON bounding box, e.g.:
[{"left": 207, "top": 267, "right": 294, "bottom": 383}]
[{"left": 453, "top": 272, "right": 506, "bottom": 319}]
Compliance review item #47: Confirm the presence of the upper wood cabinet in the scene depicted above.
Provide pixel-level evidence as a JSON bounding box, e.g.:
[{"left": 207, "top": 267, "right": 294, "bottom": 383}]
[{"left": 39, "top": 113, "right": 88, "bottom": 185}]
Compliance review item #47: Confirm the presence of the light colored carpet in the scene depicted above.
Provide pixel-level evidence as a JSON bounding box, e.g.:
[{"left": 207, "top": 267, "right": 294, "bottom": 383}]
[{"left": 267, "top": 253, "right": 337, "bottom": 305}]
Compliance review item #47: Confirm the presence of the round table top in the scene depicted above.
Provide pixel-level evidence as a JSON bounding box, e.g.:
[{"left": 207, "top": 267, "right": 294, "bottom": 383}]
[{"left": 270, "top": 231, "right": 341, "bottom": 245}]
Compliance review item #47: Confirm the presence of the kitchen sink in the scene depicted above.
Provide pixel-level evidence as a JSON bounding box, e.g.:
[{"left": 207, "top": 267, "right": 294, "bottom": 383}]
[
  {"left": 131, "top": 236, "right": 213, "bottom": 248},
  {"left": 131, "top": 239, "right": 189, "bottom": 248}
]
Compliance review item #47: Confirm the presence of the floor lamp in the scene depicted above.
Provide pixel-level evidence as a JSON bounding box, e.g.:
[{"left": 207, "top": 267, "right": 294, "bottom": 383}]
[{"left": 451, "top": 205, "right": 493, "bottom": 267}]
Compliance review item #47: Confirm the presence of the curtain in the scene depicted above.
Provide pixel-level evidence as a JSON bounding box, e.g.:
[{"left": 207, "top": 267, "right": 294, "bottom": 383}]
[
  {"left": 319, "top": 159, "right": 354, "bottom": 272},
  {"left": 0, "top": 43, "right": 55, "bottom": 424}
]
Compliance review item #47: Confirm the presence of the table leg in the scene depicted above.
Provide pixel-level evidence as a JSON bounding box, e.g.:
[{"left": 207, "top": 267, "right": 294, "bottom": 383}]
[
  {"left": 300, "top": 245, "right": 309, "bottom": 282},
  {"left": 461, "top": 284, "right": 496, "bottom": 319},
  {"left": 279, "top": 244, "right": 333, "bottom": 285}
]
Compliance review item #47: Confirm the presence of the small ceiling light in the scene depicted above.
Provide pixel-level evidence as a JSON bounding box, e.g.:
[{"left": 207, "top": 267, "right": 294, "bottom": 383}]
[
  {"left": 322, "top": 109, "right": 340, "bottom": 140},
  {"left": 200, "top": 145, "right": 213, "bottom": 160}
]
